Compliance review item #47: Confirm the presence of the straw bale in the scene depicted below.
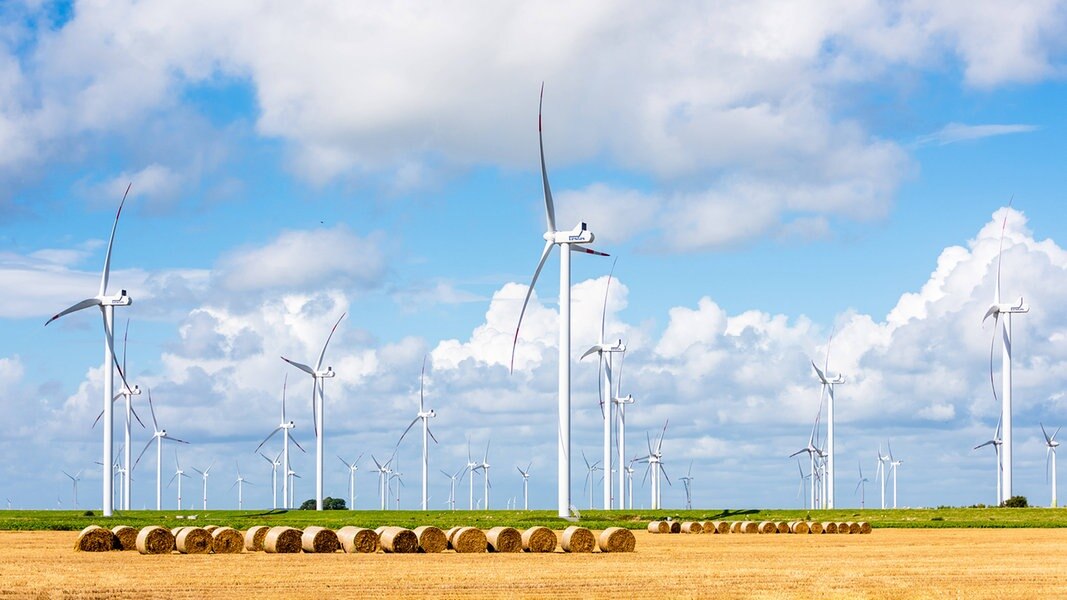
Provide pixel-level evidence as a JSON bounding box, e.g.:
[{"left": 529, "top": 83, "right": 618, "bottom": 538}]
[
  {"left": 729, "top": 522, "right": 743, "bottom": 534},
  {"left": 758, "top": 521, "right": 777, "bottom": 534},
  {"left": 790, "top": 521, "right": 810, "bottom": 534},
  {"left": 711, "top": 521, "right": 730, "bottom": 534},
  {"left": 681, "top": 521, "right": 703, "bottom": 534},
  {"left": 176, "top": 527, "right": 212, "bottom": 554},
  {"left": 212, "top": 527, "right": 244, "bottom": 554},
  {"left": 846, "top": 522, "right": 861, "bottom": 534},
  {"left": 808, "top": 521, "right": 824, "bottom": 534},
  {"left": 741, "top": 521, "right": 759, "bottom": 534},
  {"left": 203, "top": 525, "right": 220, "bottom": 533},
  {"left": 858, "top": 521, "right": 872, "bottom": 534},
  {"left": 598, "top": 527, "right": 636, "bottom": 553},
  {"left": 413, "top": 526, "right": 448, "bottom": 553},
  {"left": 450, "top": 527, "right": 487, "bottom": 553},
  {"left": 380, "top": 527, "right": 419, "bottom": 553},
  {"left": 375, "top": 526, "right": 389, "bottom": 537},
  {"left": 136, "top": 526, "right": 175, "bottom": 554},
  {"left": 836, "top": 522, "right": 850, "bottom": 534},
  {"left": 263, "top": 526, "right": 303, "bottom": 553},
  {"left": 74, "top": 525, "right": 116, "bottom": 552},
  {"left": 561, "top": 526, "right": 595, "bottom": 553},
  {"left": 521, "top": 526, "right": 557, "bottom": 553},
  {"left": 111, "top": 526, "right": 137, "bottom": 550},
  {"left": 822, "top": 522, "right": 838, "bottom": 534},
  {"left": 337, "top": 526, "right": 379, "bottom": 553},
  {"left": 486, "top": 527, "right": 522, "bottom": 553},
  {"left": 669, "top": 521, "right": 681, "bottom": 534},
  {"left": 170, "top": 527, "right": 184, "bottom": 537},
  {"left": 445, "top": 526, "right": 463, "bottom": 549},
  {"left": 776, "top": 522, "right": 790, "bottom": 534},
  {"left": 301, "top": 526, "right": 340, "bottom": 553},
  {"left": 646, "top": 521, "right": 669, "bottom": 534},
  {"left": 244, "top": 525, "right": 269, "bottom": 551}
]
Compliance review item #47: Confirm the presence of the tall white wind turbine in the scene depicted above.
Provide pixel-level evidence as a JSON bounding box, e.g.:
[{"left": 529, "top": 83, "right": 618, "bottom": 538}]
[
  {"left": 582, "top": 450, "right": 602, "bottom": 510},
  {"left": 132, "top": 390, "right": 189, "bottom": 510},
  {"left": 62, "top": 470, "right": 83, "bottom": 509},
  {"left": 480, "top": 441, "right": 492, "bottom": 510},
  {"left": 625, "top": 457, "right": 638, "bottom": 510},
  {"left": 231, "top": 461, "right": 253, "bottom": 510},
  {"left": 260, "top": 451, "right": 282, "bottom": 510},
  {"left": 45, "top": 184, "right": 133, "bottom": 517},
  {"left": 338, "top": 453, "right": 364, "bottom": 510},
  {"left": 168, "top": 450, "right": 191, "bottom": 510},
  {"left": 796, "top": 461, "right": 809, "bottom": 508},
  {"left": 113, "top": 320, "right": 144, "bottom": 511},
  {"left": 855, "top": 460, "right": 869, "bottom": 509},
  {"left": 613, "top": 354, "right": 635, "bottom": 511},
  {"left": 887, "top": 442, "right": 902, "bottom": 508},
  {"left": 510, "top": 84, "right": 610, "bottom": 520},
  {"left": 680, "top": 461, "right": 694, "bottom": 510},
  {"left": 465, "top": 440, "right": 481, "bottom": 510},
  {"left": 982, "top": 202, "right": 1029, "bottom": 501},
  {"left": 192, "top": 460, "right": 215, "bottom": 511},
  {"left": 876, "top": 445, "right": 890, "bottom": 509},
  {"left": 811, "top": 333, "right": 845, "bottom": 509},
  {"left": 790, "top": 408, "right": 823, "bottom": 511},
  {"left": 639, "top": 420, "right": 671, "bottom": 510},
  {"left": 281, "top": 313, "right": 344, "bottom": 511},
  {"left": 371, "top": 455, "right": 391, "bottom": 510},
  {"left": 255, "top": 375, "right": 307, "bottom": 509},
  {"left": 517, "top": 463, "right": 532, "bottom": 510},
  {"left": 973, "top": 418, "right": 1003, "bottom": 505},
  {"left": 1042, "top": 424, "right": 1060, "bottom": 508},
  {"left": 397, "top": 357, "right": 438, "bottom": 511},
  {"left": 441, "top": 467, "right": 463, "bottom": 511}
]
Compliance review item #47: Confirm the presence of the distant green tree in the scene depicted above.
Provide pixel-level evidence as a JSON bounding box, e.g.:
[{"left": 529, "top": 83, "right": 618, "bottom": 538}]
[
  {"left": 1001, "top": 495, "right": 1028, "bottom": 508},
  {"left": 299, "top": 497, "right": 347, "bottom": 510}
]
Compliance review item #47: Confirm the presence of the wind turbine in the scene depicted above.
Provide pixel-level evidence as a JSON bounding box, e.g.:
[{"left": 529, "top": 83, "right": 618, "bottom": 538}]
[
  {"left": 62, "top": 470, "right": 82, "bottom": 509},
  {"left": 625, "top": 457, "right": 638, "bottom": 509},
  {"left": 796, "top": 460, "right": 809, "bottom": 509},
  {"left": 982, "top": 202, "right": 1029, "bottom": 501},
  {"left": 811, "top": 332, "right": 845, "bottom": 509},
  {"left": 876, "top": 445, "right": 890, "bottom": 509},
  {"left": 465, "top": 439, "right": 481, "bottom": 510},
  {"left": 613, "top": 353, "right": 635, "bottom": 511},
  {"left": 581, "top": 450, "right": 602, "bottom": 509},
  {"left": 254, "top": 375, "right": 306, "bottom": 509},
  {"left": 390, "top": 468, "right": 404, "bottom": 510},
  {"left": 131, "top": 389, "right": 189, "bottom": 510},
  {"left": 441, "top": 467, "right": 463, "bottom": 511},
  {"left": 370, "top": 455, "right": 391, "bottom": 510},
  {"left": 168, "top": 450, "right": 191, "bottom": 510},
  {"left": 680, "top": 461, "right": 694, "bottom": 510},
  {"left": 192, "top": 461, "right": 215, "bottom": 511},
  {"left": 281, "top": 312, "right": 344, "bottom": 511},
  {"left": 337, "top": 453, "right": 363, "bottom": 510},
  {"left": 396, "top": 357, "right": 438, "bottom": 511},
  {"left": 231, "top": 461, "right": 253, "bottom": 510},
  {"left": 638, "top": 420, "right": 670, "bottom": 509},
  {"left": 510, "top": 84, "right": 610, "bottom": 520},
  {"left": 581, "top": 258, "right": 625, "bottom": 510},
  {"left": 260, "top": 451, "right": 282, "bottom": 510},
  {"left": 286, "top": 461, "right": 302, "bottom": 509},
  {"left": 855, "top": 460, "right": 869, "bottom": 509},
  {"left": 887, "top": 442, "right": 902, "bottom": 509},
  {"left": 790, "top": 407, "right": 823, "bottom": 510},
  {"left": 517, "top": 462, "right": 532, "bottom": 510},
  {"left": 1042, "top": 424, "right": 1060, "bottom": 508},
  {"left": 480, "top": 441, "right": 492, "bottom": 510},
  {"left": 113, "top": 320, "right": 144, "bottom": 511},
  {"left": 45, "top": 184, "right": 133, "bottom": 517},
  {"left": 973, "top": 418, "right": 1003, "bottom": 505}
]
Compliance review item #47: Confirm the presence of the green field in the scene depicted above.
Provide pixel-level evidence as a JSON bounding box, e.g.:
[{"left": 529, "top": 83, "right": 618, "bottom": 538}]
[{"left": 3, "top": 506, "right": 1067, "bottom": 531}]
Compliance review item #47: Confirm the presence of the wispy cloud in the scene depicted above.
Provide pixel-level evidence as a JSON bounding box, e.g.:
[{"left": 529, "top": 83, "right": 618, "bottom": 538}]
[{"left": 915, "top": 122, "right": 1037, "bottom": 147}]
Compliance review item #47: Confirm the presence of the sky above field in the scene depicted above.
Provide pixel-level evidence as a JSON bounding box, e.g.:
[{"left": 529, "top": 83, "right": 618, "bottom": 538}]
[{"left": 1, "top": 1, "right": 1066, "bottom": 512}]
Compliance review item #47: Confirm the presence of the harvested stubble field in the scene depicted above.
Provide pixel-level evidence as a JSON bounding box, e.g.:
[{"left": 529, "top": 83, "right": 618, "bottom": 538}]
[{"left": 2, "top": 529, "right": 1067, "bottom": 598}]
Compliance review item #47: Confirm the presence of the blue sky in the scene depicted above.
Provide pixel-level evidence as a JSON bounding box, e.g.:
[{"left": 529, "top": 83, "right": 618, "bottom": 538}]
[{"left": 1, "top": 1, "right": 1065, "bottom": 512}]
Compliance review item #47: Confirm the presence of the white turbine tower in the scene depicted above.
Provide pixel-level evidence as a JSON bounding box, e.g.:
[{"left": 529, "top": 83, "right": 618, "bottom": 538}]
[
  {"left": 132, "top": 390, "right": 189, "bottom": 510},
  {"left": 112, "top": 320, "right": 144, "bottom": 511},
  {"left": 680, "top": 462, "right": 694, "bottom": 510},
  {"left": 480, "top": 441, "right": 492, "bottom": 510},
  {"left": 260, "top": 451, "right": 282, "bottom": 510},
  {"left": 855, "top": 460, "right": 869, "bottom": 509},
  {"left": 371, "top": 455, "right": 391, "bottom": 511},
  {"left": 255, "top": 375, "right": 307, "bottom": 509},
  {"left": 510, "top": 85, "right": 609, "bottom": 520},
  {"left": 973, "top": 418, "right": 1003, "bottom": 505},
  {"left": 338, "top": 453, "right": 364, "bottom": 510},
  {"left": 1042, "top": 424, "right": 1060, "bottom": 508},
  {"left": 45, "top": 184, "right": 133, "bottom": 518},
  {"left": 887, "top": 442, "right": 902, "bottom": 508},
  {"left": 639, "top": 421, "right": 670, "bottom": 510},
  {"left": 790, "top": 408, "right": 823, "bottom": 511},
  {"left": 517, "top": 463, "right": 532, "bottom": 511},
  {"left": 62, "top": 470, "right": 82, "bottom": 509},
  {"left": 168, "top": 450, "right": 191, "bottom": 510},
  {"left": 982, "top": 203, "right": 1029, "bottom": 501},
  {"left": 441, "top": 467, "right": 463, "bottom": 511},
  {"left": 465, "top": 440, "right": 481, "bottom": 510},
  {"left": 581, "top": 259, "right": 625, "bottom": 510},
  {"left": 811, "top": 333, "right": 845, "bottom": 510},
  {"left": 625, "top": 457, "right": 638, "bottom": 510},
  {"left": 286, "top": 462, "right": 301, "bottom": 509},
  {"left": 397, "top": 357, "right": 438, "bottom": 511},
  {"left": 192, "top": 461, "right": 215, "bottom": 511},
  {"left": 613, "top": 356, "right": 635, "bottom": 511},
  {"left": 281, "top": 312, "right": 344, "bottom": 511},
  {"left": 876, "top": 445, "right": 890, "bottom": 509},
  {"left": 581, "top": 450, "right": 602, "bottom": 510},
  {"left": 231, "top": 461, "right": 253, "bottom": 510}
]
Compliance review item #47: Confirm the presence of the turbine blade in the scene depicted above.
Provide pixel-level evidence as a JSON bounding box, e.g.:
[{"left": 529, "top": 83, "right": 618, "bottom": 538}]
[
  {"left": 147, "top": 389, "right": 158, "bottom": 431},
  {"left": 281, "top": 373, "right": 288, "bottom": 421},
  {"left": 396, "top": 417, "right": 420, "bottom": 447},
  {"left": 281, "top": 356, "right": 315, "bottom": 376},
  {"left": 428, "top": 427, "right": 440, "bottom": 445},
  {"left": 44, "top": 298, "right": 100, "bottom": 326},
  {"left": 419, "top": 355, "right": 426, "bottom": 412},
  {"left": 314, "top": 312, "right": 346, "bottom": 371},
  {"left": 338, "top": 455, "right": 351, "bottom": 469},
  {"left": 538, "top": 83, "right": 556, "bottom": 233},
  {"left": 995, "top": 196, "right": 1013, "bottom": 304},
  {"left": 510, "top": 240, "right": 555, "bottom": 373},
  {"left": 99, "top": 183, "right": 131, "bottom": 297},
  {"left": 600, "top": 257, "right": 617, "bottom": 344},
  {"left": 570, "top": 246, "right": 610, "bottom": 257},
  {"left": 131, "top": 437, "right": 154, "bottom": 472},
  {"left": 254, "top": 427, "right": 283, "bottom": 454},
  {"left": 130, "top": 404, "right": 146, "bottom": 429},
  {"left": 167, "top": 437, "right": 189, "bottom": 444},
  {"left": 290, "top": 434, "right": 307, "bottom": 454},
  {"left": 580, "top": 346, "right": 600, "bottom": 361}
]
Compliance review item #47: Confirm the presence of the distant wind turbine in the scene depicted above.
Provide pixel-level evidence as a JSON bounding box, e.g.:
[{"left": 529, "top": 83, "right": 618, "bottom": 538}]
[
  {"left": 338, "top": 452, "right": 364, "bottom": 510},
  {"left": 254, "top": 375, "right": 307, "bottom": 509},
  {"left": 582, "top": 450, "right": 602, "bottom": 510},
  {"left": 231, "top": 461, "right": 253, "bottom": 510},
  {"left": 441, "top": 467, "right": 463, "bottom": 511},
  {"left": 638, "top": 420, "right": 671, "bottom": 509},
  {"left": 876, "top": 445, "right": 891, "bottom": 510},
  {"left": 517, "top": 463, "right": 532, "bottom": 510},
  {"left": 1042, "top": 424, "right": 1060, "bottom": 508},
  {"left": 973, "top": 418, "right": 1003, "bottom": 505},
  {"left": 192, "top": 461, "right": 215, "bottom": 511},
  {"left": 479, "top": 441, "right": 492, "bottom": 510},
  {"left": 680, "top": 461, "right": 695, "bottom": 510},
  {"left": 131, "top": 390, "right": 188, "bottom": 510},
  {"left": 62, "top": 470, "right": 83, "bottom": 509},
  {"left": 811, "top": 331, "right": 845, "bottom": 509},
  {"left": 465, "top": 439, "right": 481, "bottom": 510},
  {"left": 396, "top": 357, "right": 438, "bottom": 511},
  {"left": 260, "top": 451, "right": 282, "bottom": 510},
  {"left": 855, "top": 460, "right": 869, "bottom": 509},
  {"left": 888, "top": 442, "right": 902, "bottom": 508},
  {"left": 168, "top": 450, "right": 191, "bottom": 510}
]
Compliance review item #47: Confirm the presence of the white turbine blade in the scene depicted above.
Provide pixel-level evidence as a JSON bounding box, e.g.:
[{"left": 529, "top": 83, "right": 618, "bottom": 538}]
[
  {"left": 483, "top": 440, "right": 490, "bottom": 464},
  {"left": 289, "top": 433, "right": 307, "bottom": 453},
  {"left": 657, "top": 419, "right": 669, "bottom": 453},
  {"left": 538, "top": 83, "right": 556, "bottom": 233},
  {"left": 994, "top": 196, "right": 1013, "bottom": 303},
  {"left": 811, "top": 360, "right": 829, "bottom": 384},
  {"left": 254, "top": 427, "right": 283, "bottom": 454},
  {"left": 260, "top": 453, "right": 274, "bottom": 466},
  {"left": 131, "top": 438, "right": 154, "bottom": 472},
  {"left": 427, "top": 426, "right": 440, "bottom": 445},
  {"left": 600, "top": 257, "right": 617, "bottom": 344},
  {"left": 571, "top": 246, "right": 610, "bottom": 257},
  {"left": 44, "top": 298, "right": 100, "bottom": 326},
  {"left": 582, "top": 449, "right": 590, "bottom": 469},
  {"left": 281, "top": 373, "right": 288, "bottom": 421},
  {"left": 982, "top": 305, "right": 999, "bottom": 324},
  {"left": 310, "top": 386, "right": 318, "bottom": 438},
  {"left": 281, "top": 356, "right": 315, "bottom": 376},
  {"left": 396, "top": 417, "right": 420, "bottom": 447},
  {"left": 338, "top": 455, "right": 352, "bottom": 469},
  {"left": 1054, "top": 427, "right": 1062, "bottom": 442},
  {"left": 510, "top": 240, "right": 555, "bottom": 373},
  {"left": 974, "top": 440, "right": 995, "bottom": 450},
  {"left": 580, "top": 345, "right": 601, "bottom": 361},
  {"left": 314, "top": 312, "right": 346, "bottom": 371},
  {"left": 1041, "top": 423, "right": 1051, "bottom": 445},
  {"left": 98, "top": 182, "right": 131, "bottom": 296},
  {"left": 147, "top": 389, "right": 159, "bottom": 431}
]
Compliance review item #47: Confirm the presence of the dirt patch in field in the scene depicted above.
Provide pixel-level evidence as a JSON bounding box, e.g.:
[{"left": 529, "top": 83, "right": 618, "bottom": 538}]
[{"left": 1, "top": 529, "right": 1066, "bottom": 598}]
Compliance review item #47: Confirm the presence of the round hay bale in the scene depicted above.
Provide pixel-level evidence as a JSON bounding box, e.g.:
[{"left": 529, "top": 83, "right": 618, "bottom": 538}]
[
  {"left": 244, "top": 525, "right": 269, "bottom": 551},
  {"left": 202, "top": 525, "right": 220, "bottom": 533},
  {"left": 337, "top": 526, "right": 379, "bottom": 553},
  {"left": 822, "top": 522, "right": 838, "bottom": 534},
  {"left": 111, "top": 526, "right": 137, "bottom": 550},
  {"left": 859, "top": 521, "right": 872, "bottom": 534},
  {"left": 561, "top": 526, "right": 595, "bottom": 553},
  {"left": 301, "top": 526, "right": 340, "bottom": 553},
  {"left": 380, "top": 527, "right": 420, "bottom": 554},
  {"left": 445, "top": 526, "right": 464, "bottom": 549},
  {"left": 776, "top": 521, "right": 790, "bottom": 534},
  {"left": 681, "top": 521, "right": 703, "bottom": 534},
  {"left": 697, "top": 521, "right": 713, "bottom": 533},
  {"left": 175, "top": 527, "right": 212, "bottom": 554},
  {"left": 646, "top": 521, "right": 669, "bottom": 534},
  {"left": 451, "top": 527, "right": 487, "bottom": 553},
  {"left": 808, "top": 521, "right": 824, "bottom": 535},
  {"left": 669, "top": 521, "right": 681, "bottom": 534},
  {"left": 741, "top": 521, "right": 759, "bottom": 534},
  {"left": 212, "top": 527, "right": 244, "bottom": 554},
  {"left": 729, "top": 521, "right": 743, "bottom": 534},
  {"left": 845, "top": 522, "right": 860, "bottom": 534},
  {"left": 170, "top": 526, "right": 185, "bottom": 537},
  {"left": 713, "top": 521, "right": 730, "bottom": 534},
  {"left": 486, "top": 527, "right": 522, "bottom": 553},
  {"left": 74, "top": 525, "right": 117, "bottom": 552},
  {"left": 521, "top": 526, "right": 557, "bottom": 553},
  {"left": 790, "top": 521, "right": 810, "bottom": 534},
  {"left": 263, "top": 526, "right": 302, "bottom": 553},
  {"left": 836, "top": 522, "right": 850, "bottom": 534},
  {"left": 136, "top": 526, "right": 175, "bottom": 554},
  {"left": 758, "top": 521, "right": 777, "bottom": 534},
  {"left": 374, "top": 526, "right": 389, "bottom": 537},
  {"left": 413, "top": 526, "right": 448, "bottom": 553},
  {"left": 598, "top": 527, "right": 636, "bottom": 553}
]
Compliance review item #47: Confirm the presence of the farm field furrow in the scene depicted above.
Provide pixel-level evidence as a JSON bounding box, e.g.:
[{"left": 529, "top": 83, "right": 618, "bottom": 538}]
[{"left": 2, "top": 529, "right": 1066, "bottom": 599}]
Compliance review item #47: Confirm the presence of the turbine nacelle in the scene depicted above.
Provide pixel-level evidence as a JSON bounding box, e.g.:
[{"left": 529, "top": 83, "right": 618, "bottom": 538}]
[
  {"left": 316, "top": 367, "right": 336, "bottom": 379},
  {"left": 983, "top": 297, "right": 1030, "bottom": 323},
  {"left": 547, "top": 222, "right": 594, "bottom": 245},
  {"left": 419, "top": 409, "right": 436, "bottom": 419},
  {"left": 613, "top": 394, "right": 634, "bottom": 405},
  {"left": 101, "top": 290, "right": 133, "bottom": 307}
]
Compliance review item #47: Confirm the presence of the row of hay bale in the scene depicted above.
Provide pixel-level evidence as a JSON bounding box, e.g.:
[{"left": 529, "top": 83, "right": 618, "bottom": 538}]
[
  {"left": 76, "top": 524, "right": 637, "bottom": 554},
  {"left": 646, "top": 520, "right": 872, "bottom": 534}
]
